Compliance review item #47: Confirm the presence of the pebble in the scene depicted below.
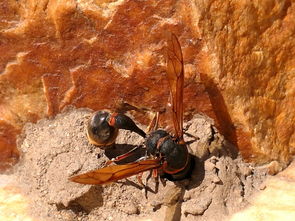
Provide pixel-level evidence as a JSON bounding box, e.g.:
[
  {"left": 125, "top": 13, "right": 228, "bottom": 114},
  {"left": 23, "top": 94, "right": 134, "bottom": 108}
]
[
  {"left": 212, "top": 174, "right": 221, "bottom": 184},
  {"left": 205, "top": 161, "right": 216, "bottom": 171},
  {"left": 122, "top": 203, "right": 139, "bottom": 215},
  {"left": 183, "top": 198, "right": 212, "bottom": 215},
  {"left": 240, "top": 165, "right": 253, "bottom": 176}
]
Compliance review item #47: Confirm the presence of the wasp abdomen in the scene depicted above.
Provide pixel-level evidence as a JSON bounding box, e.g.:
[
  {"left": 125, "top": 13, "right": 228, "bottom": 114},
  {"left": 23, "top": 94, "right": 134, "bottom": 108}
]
[
  {"left": 112, "top": 113, "right": 146, "bottom": 138},
  {"left": 87, "top": 111, "right": 118, "bottom": 146}
]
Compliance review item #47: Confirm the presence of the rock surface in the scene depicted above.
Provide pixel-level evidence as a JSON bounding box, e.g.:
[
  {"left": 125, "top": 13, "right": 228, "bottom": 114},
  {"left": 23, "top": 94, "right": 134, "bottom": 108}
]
[
  {"left": 0, "top": 0, "right": 294, "bottom": 170},
  {"left": 14, "top": 108, "right": 267, "bottom": 221}
]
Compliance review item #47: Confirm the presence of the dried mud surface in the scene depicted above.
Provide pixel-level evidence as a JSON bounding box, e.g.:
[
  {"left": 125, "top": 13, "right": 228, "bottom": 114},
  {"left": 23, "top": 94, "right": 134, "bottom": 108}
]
[{"left": 14, "top": 108, "right": 269, "bottom": 221}]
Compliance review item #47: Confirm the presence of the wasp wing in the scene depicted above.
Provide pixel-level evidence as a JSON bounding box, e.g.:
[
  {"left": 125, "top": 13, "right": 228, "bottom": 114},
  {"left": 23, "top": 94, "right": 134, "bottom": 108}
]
[
  {"left": 166, "top": 33, "right": 184, "bottom": 142},
  {"left": 69, "top": 159, "right": 161, "bottom": 185}
]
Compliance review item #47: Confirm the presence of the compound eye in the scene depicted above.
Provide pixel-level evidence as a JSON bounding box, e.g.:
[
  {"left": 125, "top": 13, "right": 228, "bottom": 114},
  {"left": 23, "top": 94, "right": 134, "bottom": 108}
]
[{"left": 87, "top": 111, "right": 118, "bottom": 147}]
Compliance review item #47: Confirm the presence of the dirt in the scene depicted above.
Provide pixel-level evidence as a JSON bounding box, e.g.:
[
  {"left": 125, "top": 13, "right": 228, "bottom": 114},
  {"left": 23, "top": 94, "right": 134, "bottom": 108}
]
[{"left": 13, "top": 108, "right": 269, "bottom": 221}]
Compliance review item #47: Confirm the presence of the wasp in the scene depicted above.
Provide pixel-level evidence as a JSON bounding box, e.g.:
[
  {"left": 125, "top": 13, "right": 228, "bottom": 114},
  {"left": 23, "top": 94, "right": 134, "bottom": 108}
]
[{"left": 69, "top": 33, "right": 194, "bottom": 185}]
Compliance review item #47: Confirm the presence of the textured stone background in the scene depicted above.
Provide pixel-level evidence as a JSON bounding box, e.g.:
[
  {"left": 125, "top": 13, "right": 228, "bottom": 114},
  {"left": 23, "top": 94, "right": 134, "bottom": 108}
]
[{"left": 0, "top": 0, "right": 294, "bottom": 170}]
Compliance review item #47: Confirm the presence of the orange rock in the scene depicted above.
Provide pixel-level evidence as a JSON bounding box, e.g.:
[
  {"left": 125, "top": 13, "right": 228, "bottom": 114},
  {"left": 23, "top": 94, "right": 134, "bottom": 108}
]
[
  {"left": 196, "top": 0, "right": 295, "bottom": 164},
  {"left": 0, "top": 121, "right": 19, "bottom": 171}
]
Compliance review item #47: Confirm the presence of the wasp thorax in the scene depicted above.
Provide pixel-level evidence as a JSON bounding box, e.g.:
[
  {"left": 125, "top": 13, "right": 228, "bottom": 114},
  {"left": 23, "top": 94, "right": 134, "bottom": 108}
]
[
  {"left": 145, "top": 130, "right": 169, "bottom": 155},
  {"left": 146, "top": 129, "right": 193, "bottom": 180},
  {"left": 87, "top": 111, "right": 118, "bottom": 147}
]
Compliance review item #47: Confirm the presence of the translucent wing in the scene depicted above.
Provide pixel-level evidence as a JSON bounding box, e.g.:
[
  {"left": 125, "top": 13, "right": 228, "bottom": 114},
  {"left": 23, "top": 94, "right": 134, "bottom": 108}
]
[
  {"left": 166, "top": 33, "right": 184, "bottom": 142},
  {"left": 69, "top": 159, "right": 161, "bottom": 185}
]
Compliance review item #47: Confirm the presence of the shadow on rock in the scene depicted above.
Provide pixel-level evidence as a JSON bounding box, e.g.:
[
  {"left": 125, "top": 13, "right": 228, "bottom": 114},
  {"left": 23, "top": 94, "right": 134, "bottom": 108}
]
[
  {"left": 60, "top": 186, "right": 104, "bottom": 214},
  {"left": 104, "top": 144, "right": 146, "bottom": 164}
]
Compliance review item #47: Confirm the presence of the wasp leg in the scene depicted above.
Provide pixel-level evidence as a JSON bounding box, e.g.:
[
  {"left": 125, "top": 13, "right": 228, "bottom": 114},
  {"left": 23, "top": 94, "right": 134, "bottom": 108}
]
[
  {"left": 136, "top": 172, "right": 145, "bottom": 187},
  {"left": 144, "top": 170, "right": 152, "bottom": 198},
  {"left": 106, "top": 146, "right": 140, "bottom": 165},
  {"left": 152, "top": 169, "right": 160, "bottom": 194},
  {"left": 160, "top": 176, "right": 167, "bottom": 187},
  {"left": 137, "top": 170, "right": 155, "bottom": 198},
  {"left": 146, "top": 112, "right": 159, "bottom": 133},
  {"left": 152, "top": 168, "right": 158, "bottom": 178}
]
